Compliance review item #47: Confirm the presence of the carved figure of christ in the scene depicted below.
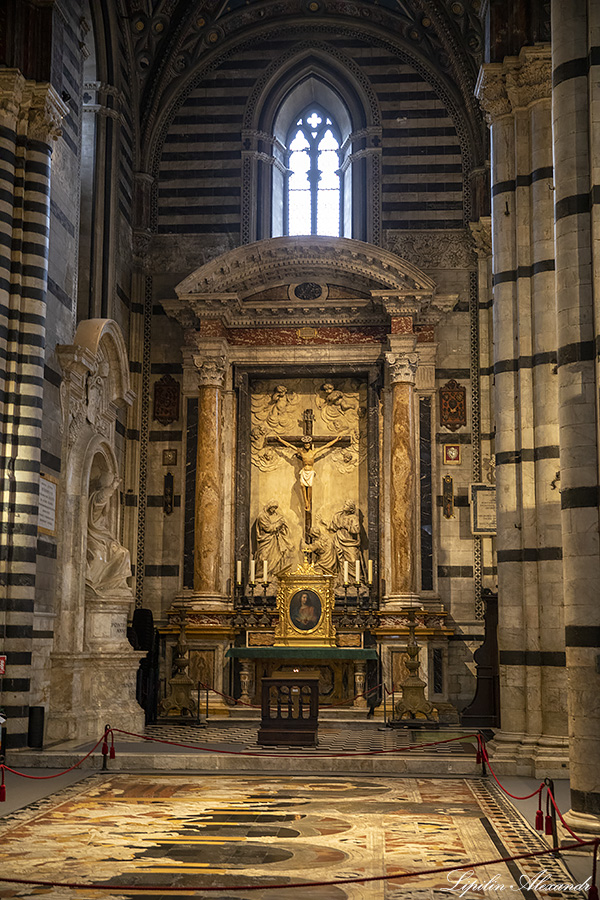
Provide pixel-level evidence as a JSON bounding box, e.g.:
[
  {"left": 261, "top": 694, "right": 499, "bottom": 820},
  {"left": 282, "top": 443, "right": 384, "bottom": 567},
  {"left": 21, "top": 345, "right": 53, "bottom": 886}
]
[
  {"left": 273, "top": 433, "right": 342, "bottom": 512},
  {"left": 268, "top": 408, "right": 351, "bottom": 542}
]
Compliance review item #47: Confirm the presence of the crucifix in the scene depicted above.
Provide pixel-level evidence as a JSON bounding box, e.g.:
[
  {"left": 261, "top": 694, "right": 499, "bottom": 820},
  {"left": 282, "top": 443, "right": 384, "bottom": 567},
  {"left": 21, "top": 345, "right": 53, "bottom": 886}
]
[{"left": 270, "top": 409, "right": 351, "bottom": 542}]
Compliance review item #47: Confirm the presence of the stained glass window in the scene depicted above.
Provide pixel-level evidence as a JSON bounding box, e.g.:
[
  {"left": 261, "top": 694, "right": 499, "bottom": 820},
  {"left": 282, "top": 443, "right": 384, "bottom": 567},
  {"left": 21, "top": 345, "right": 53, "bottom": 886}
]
[{"left": 286, "top": 108, "right": 341, "bottom": 236}]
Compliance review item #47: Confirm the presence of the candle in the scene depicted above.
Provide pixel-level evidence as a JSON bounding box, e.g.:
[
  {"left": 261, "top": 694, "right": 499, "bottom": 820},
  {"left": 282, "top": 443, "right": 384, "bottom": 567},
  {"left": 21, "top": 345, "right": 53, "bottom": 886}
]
[
  {"left": 250, "top": 559, "right": 255, "bottom": 583},
  {"left": 263, "top": 560, "right": 268, "bottom": 583},
  {"left": 236, "top": 560, "right": 242, "bottom": 585},
  {"left": 355, "top": 559, "right": 360, "bottom": 583},
  {"left": 343, "top": 561, "right": 349, "bottom": 585},
  {"left": 368, "top": 559, "right": 373, "bottom": 585}
]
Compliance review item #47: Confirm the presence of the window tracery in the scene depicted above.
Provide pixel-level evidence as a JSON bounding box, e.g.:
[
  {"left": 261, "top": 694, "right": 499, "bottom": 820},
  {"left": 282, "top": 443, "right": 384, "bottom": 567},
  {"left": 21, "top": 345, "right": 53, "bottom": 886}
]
[{"left": 286, "top": 107, "right": 342, "bottom": 237}]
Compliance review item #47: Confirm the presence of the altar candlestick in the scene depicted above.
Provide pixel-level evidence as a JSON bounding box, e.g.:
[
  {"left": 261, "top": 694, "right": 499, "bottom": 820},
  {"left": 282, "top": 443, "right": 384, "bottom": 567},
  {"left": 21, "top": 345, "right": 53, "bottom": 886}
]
[
  {"left": 263, "top": 560, "right": 268, "bottom": 583},
  {"left": 236, "top": 560, "right": 242, "bottom": 585},
  {"left": 343, "top": 561, "right": 349, "bottom": 585},
  {"left": 368, "top": 559, "right": 373, "bottom": 585},
  {"left": 355, "top": 560, "right": 360, "bottom": 583},
  {"left": 250, "top": 559, "right": 256, "bottom": 584}
]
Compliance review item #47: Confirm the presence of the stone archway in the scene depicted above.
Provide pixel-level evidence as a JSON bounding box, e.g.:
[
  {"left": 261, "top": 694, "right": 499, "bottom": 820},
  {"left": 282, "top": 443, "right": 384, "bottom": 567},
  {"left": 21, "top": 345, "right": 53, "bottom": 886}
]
[{"left": 47, "top": 319, "right": 144, "bottom": 743}]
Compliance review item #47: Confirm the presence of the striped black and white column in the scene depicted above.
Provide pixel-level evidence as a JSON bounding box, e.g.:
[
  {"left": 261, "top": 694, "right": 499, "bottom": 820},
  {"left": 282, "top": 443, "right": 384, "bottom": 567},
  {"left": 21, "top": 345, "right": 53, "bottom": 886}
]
[
  {"left": 0, "top": 73, "right": 66, "bottom": 748},
  {"left": 476, "top": 47, "right": 567, "bottom": 775},
  {"left": 551, "top": 0, "right": 600, "bottom": 832}
]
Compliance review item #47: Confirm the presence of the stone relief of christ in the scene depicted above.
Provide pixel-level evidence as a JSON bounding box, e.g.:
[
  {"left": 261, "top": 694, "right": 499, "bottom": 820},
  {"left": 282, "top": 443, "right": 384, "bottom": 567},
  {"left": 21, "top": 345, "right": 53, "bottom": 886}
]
[{"left": 273, "top": 433, "right": 342, "bottom": 511}]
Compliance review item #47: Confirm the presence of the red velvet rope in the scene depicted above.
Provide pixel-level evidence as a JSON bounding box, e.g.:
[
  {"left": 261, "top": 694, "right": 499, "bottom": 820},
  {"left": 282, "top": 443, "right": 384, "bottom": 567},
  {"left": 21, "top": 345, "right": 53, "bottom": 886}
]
[
  {"left": 478, "top": 737, "right": 544, "bottom": 800},
  {"left": 546, "top": 787, "right": 588, "bottom": 845},
  {"left": 0, "top": 730, "right": 108, "bottom": 782},
  {"left": 0, "top": 839, "right": 596, "bottom": 892},
  {"left": 109, "top": 726, "right": 479, "bottom": 758}
]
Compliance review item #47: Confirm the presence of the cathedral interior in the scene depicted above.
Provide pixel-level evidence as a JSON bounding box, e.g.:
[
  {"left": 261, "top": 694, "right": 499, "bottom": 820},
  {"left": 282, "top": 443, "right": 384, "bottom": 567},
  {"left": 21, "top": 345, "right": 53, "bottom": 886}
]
[{"left": 1, "top": 0, "right": 600, "bottom": 895}]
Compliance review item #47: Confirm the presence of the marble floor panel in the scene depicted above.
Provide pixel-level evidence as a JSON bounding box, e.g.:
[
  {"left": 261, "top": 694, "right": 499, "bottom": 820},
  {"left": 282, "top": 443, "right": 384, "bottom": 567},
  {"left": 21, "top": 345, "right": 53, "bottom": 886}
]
[
  {"left": 0, "top": 775, "right": 586, "bottom": 900},
  {"left": 102, "top": 724, "right": 475, "bottom": 755}
]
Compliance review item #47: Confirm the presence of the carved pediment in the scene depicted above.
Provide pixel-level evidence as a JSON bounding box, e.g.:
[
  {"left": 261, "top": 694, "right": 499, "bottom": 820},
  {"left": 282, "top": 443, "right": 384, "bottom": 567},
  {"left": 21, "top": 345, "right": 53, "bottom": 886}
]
[
  {"left": 166, "top": 236, "right": 438, "bottom": 330},
  {"left": 175, "top": 236, "right": 436, "bottom": 298}
]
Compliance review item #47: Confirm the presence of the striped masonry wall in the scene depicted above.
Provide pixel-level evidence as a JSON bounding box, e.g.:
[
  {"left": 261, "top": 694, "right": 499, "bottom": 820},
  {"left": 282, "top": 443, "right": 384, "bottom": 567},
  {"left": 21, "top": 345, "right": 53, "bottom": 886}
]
[
  {"left": 39, "top": 1, "right": 85, "bottom": 645},
  {"left": 157, "top": 35, "right": 464, "bottom": 236},
  {"left": 477, "top": 47, "right": 567, "bottom": 760},
  {"left": 551, "top": 0, "right": 600, "bottom": 820},
  {"left": 0, "top": 75, "right": 66, "bottom": 748}
]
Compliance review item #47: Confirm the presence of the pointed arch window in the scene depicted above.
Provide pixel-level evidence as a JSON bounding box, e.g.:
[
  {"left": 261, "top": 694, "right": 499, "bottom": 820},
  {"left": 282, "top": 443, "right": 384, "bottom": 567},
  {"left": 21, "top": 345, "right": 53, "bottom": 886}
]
[{"left": 285, "top": 107, "right": 342, "bottom": 237}]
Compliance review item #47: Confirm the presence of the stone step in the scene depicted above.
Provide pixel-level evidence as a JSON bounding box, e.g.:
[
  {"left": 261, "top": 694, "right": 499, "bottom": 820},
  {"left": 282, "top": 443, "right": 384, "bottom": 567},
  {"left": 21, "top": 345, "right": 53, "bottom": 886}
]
[{"left": 7, "top": 747, "right": 480, "bottom": 776}]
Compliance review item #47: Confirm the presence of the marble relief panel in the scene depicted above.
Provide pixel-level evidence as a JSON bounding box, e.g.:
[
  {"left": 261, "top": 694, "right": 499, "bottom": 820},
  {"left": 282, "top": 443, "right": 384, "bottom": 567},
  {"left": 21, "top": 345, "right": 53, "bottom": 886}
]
[{"left": 249, "top": 377, "right": 368, "bottom": 576}]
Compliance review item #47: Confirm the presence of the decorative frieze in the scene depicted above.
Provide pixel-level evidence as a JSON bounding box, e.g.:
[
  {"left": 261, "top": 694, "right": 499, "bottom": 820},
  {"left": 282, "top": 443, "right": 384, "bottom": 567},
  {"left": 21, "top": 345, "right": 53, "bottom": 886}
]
[
  {"left": 82, "top": 81, "right": 125, "bottom": 123},
  {"left": 385, "top": 230, "right": 476, "bottom": 269}
]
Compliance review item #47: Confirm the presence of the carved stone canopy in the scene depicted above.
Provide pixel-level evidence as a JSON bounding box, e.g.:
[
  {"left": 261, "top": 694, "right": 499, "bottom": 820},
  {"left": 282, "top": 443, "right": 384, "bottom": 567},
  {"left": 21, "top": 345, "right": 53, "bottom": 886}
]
[
  {"left": 57, "top": 319, "right": 134, "bottom": 451},
  {"left": 165, "top": 236, "right": 441, "bottom": 331}
]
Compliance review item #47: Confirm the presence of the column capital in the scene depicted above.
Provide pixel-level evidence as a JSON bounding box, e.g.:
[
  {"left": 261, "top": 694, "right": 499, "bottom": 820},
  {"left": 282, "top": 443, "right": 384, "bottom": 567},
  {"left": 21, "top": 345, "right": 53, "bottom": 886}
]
[
  {"left": 476, "top": 46, "right": 552, "bottom": 124},
  {"left": 182, "top": 338, "right": 229, "bottom": 393},
  {"left": 475, "top": 63, "right": 511, "bottom": 124},
  {"left": 386, "top": 351, "right": 419, "bottom": 385},
  {"left": 0, "top": 70, "right": 26, "bottom": 126},
  {"left": 470, "top": 217, "right": 492, "bottom": 258},
  {"left": 193, "top": 353, "right": 227, "bottom": 388},
  {"left": 25, "top": 83, "right": 69, "bottom": 143},
  {"left": 505, "top": 46, "right": 552, "bottom": 111}
]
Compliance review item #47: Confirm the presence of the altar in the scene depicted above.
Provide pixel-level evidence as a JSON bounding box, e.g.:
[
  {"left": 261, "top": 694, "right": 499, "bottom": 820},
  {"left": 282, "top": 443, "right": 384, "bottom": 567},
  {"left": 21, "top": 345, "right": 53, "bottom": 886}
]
[
  {"left": 154, "top": 258, "right": 461, "bottom": 725},
  {"left": 226, "top": 646, "right": 379, "bottom": 708}
]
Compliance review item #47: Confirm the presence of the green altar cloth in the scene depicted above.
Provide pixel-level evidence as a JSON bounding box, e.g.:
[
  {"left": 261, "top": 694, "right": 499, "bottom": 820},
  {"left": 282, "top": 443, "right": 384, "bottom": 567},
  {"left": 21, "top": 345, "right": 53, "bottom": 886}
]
[{"left": 226, "top": 647, "right": 378, "bottom": 660}]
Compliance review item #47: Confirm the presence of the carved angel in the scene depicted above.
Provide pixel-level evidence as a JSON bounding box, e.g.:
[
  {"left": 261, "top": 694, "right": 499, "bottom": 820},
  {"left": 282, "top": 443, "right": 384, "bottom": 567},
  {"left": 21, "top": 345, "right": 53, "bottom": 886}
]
[
  {"left": 251, "top": 383, "right": 299, "bottom": 432},
  {"left": 330, "top": 430, "right": 364, "bottom": 473},
  {"left": 315, "top": 381, "right": 364, "bottom": 433},
  {"left": 250, "top": 424, "right": 287, "bottom": 472}
]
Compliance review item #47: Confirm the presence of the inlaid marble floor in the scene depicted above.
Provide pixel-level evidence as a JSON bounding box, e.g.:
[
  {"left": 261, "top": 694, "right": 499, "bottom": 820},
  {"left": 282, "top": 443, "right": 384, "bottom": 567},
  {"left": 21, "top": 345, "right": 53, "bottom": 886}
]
[
  {"left": 106, "top": 723, "right": 475, "bottom": 754},
  {"left": 0, "top": 775, "right": 585, "bottom": 900}
]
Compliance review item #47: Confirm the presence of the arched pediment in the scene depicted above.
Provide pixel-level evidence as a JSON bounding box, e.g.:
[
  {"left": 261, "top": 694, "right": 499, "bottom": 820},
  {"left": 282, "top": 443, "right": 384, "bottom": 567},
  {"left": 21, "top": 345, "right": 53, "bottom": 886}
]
[{"left": 175, "top": 237, "right": 437, "bottom": 300}]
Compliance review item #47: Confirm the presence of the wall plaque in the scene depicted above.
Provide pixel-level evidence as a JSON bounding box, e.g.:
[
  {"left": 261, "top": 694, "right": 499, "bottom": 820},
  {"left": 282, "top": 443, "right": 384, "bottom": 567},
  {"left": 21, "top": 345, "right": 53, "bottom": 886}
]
[
  {"left": 442, "top": 474, "right": 454, "bottom": 519},
  {"left": 440, "top": 379, "right": 467, "bottom": 431},
  {"left": 470, "top": 484, "right": 497, "bottom": 534},
  {"left": 38, "top": 474, "right": 58, "bottom": 535},
  {"left": 443, "top": 443, "right": 461, "bottom": 465},
  {"left": 153, "top": 374, "right": 180, "bottom": 425}
]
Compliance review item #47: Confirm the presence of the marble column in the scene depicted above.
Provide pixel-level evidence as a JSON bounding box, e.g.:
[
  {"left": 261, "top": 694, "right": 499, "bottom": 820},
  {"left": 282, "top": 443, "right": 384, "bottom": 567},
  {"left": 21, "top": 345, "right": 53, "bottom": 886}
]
[
  {"left": 551, "top": 0, "right": 600, "bottom": 831},
  {"left": 386, "top": 350, "right": 419, "bottom": 603},
  {"left": 476, "top": 47, "right": 568, "bottom": 776},
  {"left": 0, "top": 73, "right": 67, "bottom": 747},
  {"left": 193, "top": 352, "right": 227, "bottom": 599}
]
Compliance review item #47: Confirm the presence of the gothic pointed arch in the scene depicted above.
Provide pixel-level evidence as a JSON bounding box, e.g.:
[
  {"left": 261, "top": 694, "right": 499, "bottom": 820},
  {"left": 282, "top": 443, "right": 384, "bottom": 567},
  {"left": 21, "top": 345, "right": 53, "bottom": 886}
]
[{"left": 241, "top": 44, "right": 382, "bottom": 246}]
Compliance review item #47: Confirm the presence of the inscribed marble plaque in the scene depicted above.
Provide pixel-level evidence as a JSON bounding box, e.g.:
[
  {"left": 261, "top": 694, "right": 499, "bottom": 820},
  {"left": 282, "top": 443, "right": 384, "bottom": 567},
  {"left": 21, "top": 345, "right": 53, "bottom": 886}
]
[
  {"left": 38, "top": 474, "right": 57, "bottom": 535},
  {"left": 470, "top": 484, "right": 497, "bottom": 534}
]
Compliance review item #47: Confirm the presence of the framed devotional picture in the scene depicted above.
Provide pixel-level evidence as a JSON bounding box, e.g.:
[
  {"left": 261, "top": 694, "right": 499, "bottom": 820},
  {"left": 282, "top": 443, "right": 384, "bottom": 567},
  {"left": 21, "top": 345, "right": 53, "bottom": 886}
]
[
  {"left": 274, "top": 560, "right": 336, "bottom": 647},
  {"left": 289, "top": 589, "right": 322, "bottom": 631}
]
